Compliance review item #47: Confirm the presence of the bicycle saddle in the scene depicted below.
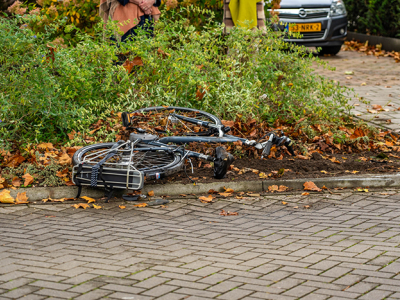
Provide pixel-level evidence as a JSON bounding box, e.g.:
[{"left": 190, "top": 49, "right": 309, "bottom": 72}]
[{"left": 129, "top": 133, "right": 158, "bottom": 142}]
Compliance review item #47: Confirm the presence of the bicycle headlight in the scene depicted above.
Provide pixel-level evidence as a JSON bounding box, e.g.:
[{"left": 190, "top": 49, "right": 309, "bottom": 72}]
[{"left": 330, "top": 0, "right": 347, "bottom": 16}]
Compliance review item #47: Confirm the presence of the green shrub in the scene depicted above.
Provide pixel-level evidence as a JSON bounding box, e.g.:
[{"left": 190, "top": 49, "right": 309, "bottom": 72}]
[
  {"left": 0, "top": 7, "right": 351, "bottom": 146},
  {"left": 0, "top": 16, "right": 131, "bottom": 144},
  {"left": 345, "top": 0, "right": 400, "bottom": 38}
]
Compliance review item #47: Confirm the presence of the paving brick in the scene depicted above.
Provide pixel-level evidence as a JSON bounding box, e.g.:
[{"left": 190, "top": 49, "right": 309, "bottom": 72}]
[
  {"left": 0, "top": 277, "right": 35, "bottom": 290},
  {"left": 141, "top": 284, "right": 179, "bottom": 297},
  {"left": 1, "top": 286, "right": 41, "bottom": 298},
  {"left": 74, "top": 289, "right": 113, "bottom": 300},
  {"left": 29, "top": 280, "right": 73, "bottom": 290},
  {"left": 67, "top": 280, "right": 107, "bottom": 293},
  {"left": 358, "top": 289, "right": 394, "bottom": 300},
  {"left": 33, "top": 288, "right": 79, "bottom": 298},
  {"left": 173, "top": 287, "right": 219, "bottom": 298},
  {"left": 282, "top": 285, "right": 317, "bottom": 297}
]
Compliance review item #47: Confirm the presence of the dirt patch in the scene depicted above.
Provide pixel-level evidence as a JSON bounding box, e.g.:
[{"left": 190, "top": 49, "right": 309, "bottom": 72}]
[{"left": 147, "top": 152, "right": 400, "bottom": 185}]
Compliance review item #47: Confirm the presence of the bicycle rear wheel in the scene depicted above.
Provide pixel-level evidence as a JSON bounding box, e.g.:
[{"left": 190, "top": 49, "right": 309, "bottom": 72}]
[
  {"left": 122, "top": 106, "right": 221, "bottom": 136},
  {"left": 72, "top": 142, "right": 184, "bottom": 184}
]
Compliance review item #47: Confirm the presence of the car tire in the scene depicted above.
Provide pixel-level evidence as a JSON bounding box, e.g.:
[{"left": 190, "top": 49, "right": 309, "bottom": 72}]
[{"left": 318, "top": 46, "right": 342, "bottom": 56}]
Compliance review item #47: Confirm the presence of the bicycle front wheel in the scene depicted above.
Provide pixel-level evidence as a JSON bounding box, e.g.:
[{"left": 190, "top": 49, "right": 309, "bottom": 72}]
[{"left": 122, "top": 106, "right": 222, "bottom": 136}]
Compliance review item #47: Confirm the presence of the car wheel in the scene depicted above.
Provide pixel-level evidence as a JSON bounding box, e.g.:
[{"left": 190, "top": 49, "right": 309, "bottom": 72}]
[{"left": 318, "top": 46, "right": 342, "bottom": 56}]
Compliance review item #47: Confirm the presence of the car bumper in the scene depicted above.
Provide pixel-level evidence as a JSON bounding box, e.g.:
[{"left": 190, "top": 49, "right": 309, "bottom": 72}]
[{"left": 279, "top": 15, "right": 348, "bottom": 47}]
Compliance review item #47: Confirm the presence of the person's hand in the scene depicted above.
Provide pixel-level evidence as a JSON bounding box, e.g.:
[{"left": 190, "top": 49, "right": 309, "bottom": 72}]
[{"left": 139, "top": 0, "right": 155, "bottom": 13}]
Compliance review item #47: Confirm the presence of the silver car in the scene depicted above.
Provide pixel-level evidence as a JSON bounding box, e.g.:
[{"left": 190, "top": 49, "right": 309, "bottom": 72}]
[{"left": 269, "top": 0, "right": 348, "bottom": 55}]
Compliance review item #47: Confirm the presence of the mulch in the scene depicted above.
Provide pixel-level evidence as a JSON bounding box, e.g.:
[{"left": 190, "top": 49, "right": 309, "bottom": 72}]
[{"left": 147, "top": 151, "right": 400, "bottom": 185}]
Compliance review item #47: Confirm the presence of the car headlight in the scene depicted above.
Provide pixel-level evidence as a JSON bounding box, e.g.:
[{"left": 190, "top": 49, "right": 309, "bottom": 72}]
[{"left": 330, "top": 0, "right": 347, "bottom": 16}]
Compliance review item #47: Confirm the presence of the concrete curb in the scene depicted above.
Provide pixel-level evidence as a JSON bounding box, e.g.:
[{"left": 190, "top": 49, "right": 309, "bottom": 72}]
[
  {"left": 4, "top": 173, "right": 400, "bottom": 203},
  {"left": 347, "top": 32, "right": 400, "bottom": 52}
]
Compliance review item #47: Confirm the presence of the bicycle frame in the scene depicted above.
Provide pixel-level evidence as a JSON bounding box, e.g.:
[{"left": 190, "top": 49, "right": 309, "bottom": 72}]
[{"left": 151, "top": 113, "right": 295, "bottom": 158}]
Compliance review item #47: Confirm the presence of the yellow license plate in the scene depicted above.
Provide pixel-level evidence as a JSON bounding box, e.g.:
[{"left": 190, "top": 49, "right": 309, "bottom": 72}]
[{"left": 289, "top": 23, "right": 322, "bottom": 32}]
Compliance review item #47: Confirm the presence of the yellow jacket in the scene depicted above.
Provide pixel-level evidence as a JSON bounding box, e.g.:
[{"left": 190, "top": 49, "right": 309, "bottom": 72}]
[{"left": 229, "top": 0, "right": 259, "bottom": 29}]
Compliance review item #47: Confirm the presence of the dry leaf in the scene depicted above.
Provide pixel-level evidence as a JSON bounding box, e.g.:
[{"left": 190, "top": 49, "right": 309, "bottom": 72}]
[
  {"left": 133, "top": 203, "right": 148, "bottom": 207},
  {"left": 81, "top": 196, "right": 96, "bottom": 203},
  {"left": 268, "top": 185, "right": 279, "bottom": 192},
  {"left": 219, "top": 209, "right": 238, "bottom": 216},
  {"left": 293, "top": 206, "right": 299, "bottom": 209},
  {"left": 37, "top": 143, "right": 53, "bottom": 150},
  {"left": 302, "top": 192, "right": 310, "bottom": 196},
  {"left": 22, "top": 173, "right": 34, "bottom": 186},
  {"left": 12, "top": 177, "right": 21, "bottom": 187},
  {"left": 199, "top": 195, "right": 214, "bottom": 203},
  {"left": 208, "top": 189, "right": 218, "bottom": 194},
  {"left": 15, "top": 192, "right": 29, "bottom": 204},
  {"left": 304, "top": 181, "right": 322, "bottom": 192},
  {"left": 278, "top": 185, "right": 288, "bottom": 192},
  {"left": 0, "top": 190, "right": 15, "bottom": 204},
  {"left": 351, "top": 170, "right": 359, "bottom": 174},
  {"left": 148, "top": 190, "right": 155, "bottom": 197},
  {"left": 282, "top": 201, "right": 287, "bottom": 205},
  {"left": 52, "top": 198, "right": 66, "bottom": 202},
  {"left": 218, "top": 192, "right": 232, "bottom": 197},
  {"left": 119, "top": 205, "right": 126, "bottom": 209},
  {"left": 320, "top": 170, "right": 328, "bottom": 174},
  {"left": 247, "top": 193, "right": 261, "bottom": 197},
  {"left": 71, "top": 203, "right": 90, "bottom": 209},
  {"left": 58, "top": 153, "right": 71, "bottom": 165},
  {"left": 93, "top": 204, "right": 102, "bottom": 209},
  {"left": 179, "top": 194, "right": 187, "bottom": 197},
  {"left": 224, "top": 187, "right": 234, "bottom": 193},
  {"left": 304, "top": 205, "right": 310, "bottom": 209}
]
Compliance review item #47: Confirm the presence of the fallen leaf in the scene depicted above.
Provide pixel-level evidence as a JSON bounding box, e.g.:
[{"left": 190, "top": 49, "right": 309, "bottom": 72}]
[
  {"left": 71, "top": 203, "right": 90, "bottom": 209},
  {"left": 301, "top": 192, "right": 310, "bottom": 196},
  {"left": 58, "top": 153, "right": 71, "bottom": 165},
  {"left": 304, "top": 205, "right": 310, "bottom": 209},
  {"left": 0, "top": 176, "right": 5, "bottom": 189},
  {"left": 219, "top": 209, "right": 238, "bottom": 216},
  {"left": 119, "top": 205, "right": 126, "bottom": 209},
  {"left": 208, "top": 189, "right": 218, "bottom": 194},
  {"left": 199, "top": 194, "right": 214, "bottom": 203},
  {"left": 37, "top": 143, "right": 53, "bottom": 150},
  {"left": 148, "top": 190, "right": 155, "bottom": 197},
  {"left": 351, "top": 170, "right": 359, "bottom": 174},
  {"left": 320, "top": 170, "right": 328, "bottom": 174},
  {"left": 52, "top": 198, "right": 66, "bottom": 202},
  {"left": 247, "top": 193, "right": 261, "bottom": 197},
  {"left": 372, "top": 104, "right": 383, "bottom": 110},
  {"left": 268, "top": 185, "right": 279, "bottom": 192},
  {"left": 12, "top": 177, "right": 21, "bottom": 187},
  {"left": 22, "top": 173, "right": 34, "bottom": 186},
  {"left": 218, "top": 192, "right": 232, "bottom": 197},
  {"left": 259, "top": 172, "right": 269, "bottom": 179},
  {"left": 93, "top": 204, "right": 102, "bottom": 209},
  {"left": 0, "top": 190, "right": 15, "bottom": 204},
  {"left": 224, "top": 187, "right": 234, "bottom": 193},
  {"left": 293, "top": 206, "right": 299, "bottom": 209},
  {"left": 133, "top": 203, "right": 147, "bottom": 207},
  {"left": 179, "top": 194, "right": 187, "bottom": 197},
  {"left": 42, "top": 198, "right": 52, "bottom": 203},
  {"left": 15, "top": 192, "right": 29, "bottom": 204},
  {"left": 278, "top": 185, "right": 288, "bottom": 192},
  {"left": 282, "top": 201, "right": 287, "bottom": 205},
  {"left": 304, "top": 181, "right": 322, "bottom": 192},
  {"left": 81, "top": 196, "right": 96, "bottom": 203}
]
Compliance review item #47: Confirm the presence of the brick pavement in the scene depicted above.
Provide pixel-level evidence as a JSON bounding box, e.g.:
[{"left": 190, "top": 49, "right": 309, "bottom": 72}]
[
  {"left": 315, "top": 50, "right": 400, "bottom": 132},
  {"left": 2, "top": 190, "right": 400, "bottom": 299}
]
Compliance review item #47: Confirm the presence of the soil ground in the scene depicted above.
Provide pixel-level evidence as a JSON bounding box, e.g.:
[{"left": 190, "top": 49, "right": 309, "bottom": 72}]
[{"left": 147, "top": 152, "right": 400, "bottom": 185}]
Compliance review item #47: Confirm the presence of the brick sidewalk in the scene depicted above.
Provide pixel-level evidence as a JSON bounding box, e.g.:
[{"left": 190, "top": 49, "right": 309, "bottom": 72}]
[
  {"left": 2, "top": 191, "right": 400, "bottom": 299},
  {"left": 316, "top": 50, "right": 400, "bottom": 132}
]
